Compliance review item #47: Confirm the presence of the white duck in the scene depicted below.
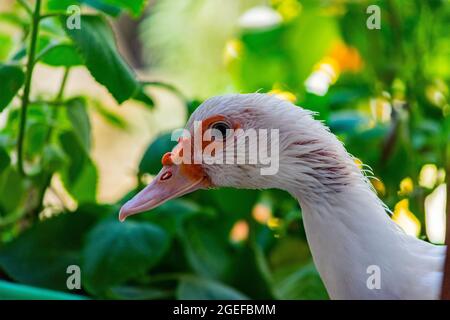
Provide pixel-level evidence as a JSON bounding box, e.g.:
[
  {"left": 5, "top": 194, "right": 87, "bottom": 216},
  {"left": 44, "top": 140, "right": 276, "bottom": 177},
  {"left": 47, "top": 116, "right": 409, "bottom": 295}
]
[{"left": 119, "top": 93, "right": 446, "bottom": 299}]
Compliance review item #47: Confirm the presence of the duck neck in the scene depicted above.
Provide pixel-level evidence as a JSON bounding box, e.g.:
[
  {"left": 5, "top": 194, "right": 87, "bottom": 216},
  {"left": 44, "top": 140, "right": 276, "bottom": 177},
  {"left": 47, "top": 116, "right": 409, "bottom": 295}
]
[{"left": 288, "top": 177, "right": 443, "bottom": 299}]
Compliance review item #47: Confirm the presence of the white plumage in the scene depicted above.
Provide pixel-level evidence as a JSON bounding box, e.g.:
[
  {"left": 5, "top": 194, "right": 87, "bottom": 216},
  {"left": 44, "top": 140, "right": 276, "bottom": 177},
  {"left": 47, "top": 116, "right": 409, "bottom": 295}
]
[{"left": 121, "top": 93, "right": 446, "bottom": 299}]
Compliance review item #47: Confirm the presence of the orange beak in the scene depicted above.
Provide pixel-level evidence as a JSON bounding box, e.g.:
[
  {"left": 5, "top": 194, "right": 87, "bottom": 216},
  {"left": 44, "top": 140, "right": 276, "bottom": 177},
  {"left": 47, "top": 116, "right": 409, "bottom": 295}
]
[{"left": 119, "top": 152, "right": 209, "bottom": 221}]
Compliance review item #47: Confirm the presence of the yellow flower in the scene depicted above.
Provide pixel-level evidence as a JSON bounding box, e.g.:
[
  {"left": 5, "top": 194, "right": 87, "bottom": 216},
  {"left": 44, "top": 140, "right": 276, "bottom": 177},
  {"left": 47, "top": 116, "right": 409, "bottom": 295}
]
[
  {"left": 223, "top": 39, "right": 243, "bottom": 65},
  {"left": 392, "top": 199, "right": 421, "bottom": 237},
  {"left": 354, "top": 158, "right": 363, "bottom": 169},
  {"left": 398, "top": 177, "right": 414, "bottom": 196},
  {"left": 371, "top": 178, "right": 386, "bottom": 196},
  {"left": 274, "top": 0, "right": 302, "bottom": 22},
  {"left": 313, "top": 57, "right": 340, "bottom": 84},
  {"left": 267, "top": 217, "right": 281, "bottom": 229},
  {"left": 268, "top": 88, "right": 297, "bottom": 103},
  {"left": 370, "top": 97, "right": 392, "bottom": 123}
]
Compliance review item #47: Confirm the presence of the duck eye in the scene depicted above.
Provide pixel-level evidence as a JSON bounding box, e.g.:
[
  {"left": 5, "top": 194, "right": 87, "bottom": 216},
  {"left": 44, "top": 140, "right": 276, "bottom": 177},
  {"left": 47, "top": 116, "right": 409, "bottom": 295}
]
[{"left": 211, "top": 121, "right": 231, "bottom": 139}]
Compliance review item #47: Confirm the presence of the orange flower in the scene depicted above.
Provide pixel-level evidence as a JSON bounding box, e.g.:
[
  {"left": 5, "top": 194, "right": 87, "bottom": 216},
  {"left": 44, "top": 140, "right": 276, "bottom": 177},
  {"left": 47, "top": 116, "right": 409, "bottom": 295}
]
[{"left": 329, "top": 42, "right": 363, "bottom": 72}]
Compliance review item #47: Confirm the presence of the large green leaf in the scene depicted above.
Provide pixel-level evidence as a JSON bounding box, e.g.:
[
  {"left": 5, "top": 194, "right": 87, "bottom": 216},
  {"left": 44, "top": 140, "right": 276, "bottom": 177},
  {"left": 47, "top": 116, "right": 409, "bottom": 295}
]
[
  {"left": 0, "top": 208, "right": 104, "bottom": 290},
  {"left": 177, "top": 277, "right": 248, "bottom": 300},
  {"left": 139, "top": 132, "right": 178, "bottom": 175},
  {"left": 66, "top": 98, "right": 91, "bottom": 152},
  {"left": 0, "top": 64, "right": 25, "bottom": 112},
  {"left": 82, "top": 219, "right": 170, "bottom": 294},
  {"left": 62, "top": 15, "right": 149, "bottom": 104}
]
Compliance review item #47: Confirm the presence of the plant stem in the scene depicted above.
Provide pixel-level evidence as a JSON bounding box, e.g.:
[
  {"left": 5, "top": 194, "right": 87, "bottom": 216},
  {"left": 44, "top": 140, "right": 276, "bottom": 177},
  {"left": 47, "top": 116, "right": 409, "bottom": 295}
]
[
  {"left": 17, "top": 0, "right": 33, "bottom": 17},
  {"left": 441, "top": 142, "right": 450, "bottom": 300},
  {"left": 17, "top": 0, "right": 41, "bottom": 177},
  {"left": 35, "top": 67, "right": 71, "bottom": 216},
  {"left": 45, "top": 67, "right": 70, "bottom": 143}
]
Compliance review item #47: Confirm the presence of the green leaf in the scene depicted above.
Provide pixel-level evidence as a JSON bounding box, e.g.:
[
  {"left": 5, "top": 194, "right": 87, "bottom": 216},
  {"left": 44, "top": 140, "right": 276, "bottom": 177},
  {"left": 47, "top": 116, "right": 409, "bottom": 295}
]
[
  {"left": 83, "top": 0, "right": 122, "bottom": 16},
  {"left": 42, "top": 145, "right": 68, "bottom": 173},
  {"left": 177, "top": 277, "right": 248, "bottom": 300},
  {"left": 180, "top": 215, "right": 232, "bottom": 280},
  {"left": 133, "top": 86, "right": 154, "bottom": 108},
  {"left": 274, "top": 262, "right": 328, "bottom": 300},
  {"left": 24, "top": 122, "right": 48, "bottom": 159},
  {"left": 66, "top": 98, "right": 91, "bottom": 152},
  {"left": 109, "top": 285, "right": 173, "bottom": 299},
  {"left": 0, "top": 33, "right": 13, "bottom": 61},
  {"left": 63, "top": 15, "right": 139, "bottom": 104},
  {"left": 211, "top": 188, "right": 259, "bottom": 219},
  {"left": 0, "top": 64, "right": 25, "bottom": 112},
  {"left": 59, "top": 131, "right": 97, "bottom": 203},
  {"left": 138, "top": 199, "right": 205, "bottom": 235},
  {"left": 139, "top": 132, "right": 178, "bottom": 175},
  {"left": 46, "top": 0, "right": 122, "bottom": 16},
  {"left": 227, "top": 244, "right": 275, "bottom": 299},
  {"left": 103, "top": 0, "right": 148, "bottom": 17},
  {"left": 327, "top": 111, "right": 369, "bottom": 134},
  {"left": 39, "top": 43, "right": 83, "bottom": 67},
  {"left": 186, "top": 99, "right": 202, "bottom": 118},
  {"left": 0, "top": 147, "right": 10, "bottom": 175},
  {"left": 0, "top": 167, "right": 26, "bottom": 214},
  {"left": 82, "top": 219, "right": 170, "bottom": 294},
  {"left": 91, "top": 100, "right": 128, "bottom": 129},
  {"left": 0, "top": 209, "right": 102, "bottom": 291}
]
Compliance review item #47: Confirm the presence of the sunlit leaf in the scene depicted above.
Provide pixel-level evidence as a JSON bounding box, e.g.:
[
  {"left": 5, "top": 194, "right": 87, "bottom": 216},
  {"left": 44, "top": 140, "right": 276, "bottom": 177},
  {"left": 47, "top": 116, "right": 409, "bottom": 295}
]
[{"left": 0, "top": 33, "right": 13, "bottom": 61}]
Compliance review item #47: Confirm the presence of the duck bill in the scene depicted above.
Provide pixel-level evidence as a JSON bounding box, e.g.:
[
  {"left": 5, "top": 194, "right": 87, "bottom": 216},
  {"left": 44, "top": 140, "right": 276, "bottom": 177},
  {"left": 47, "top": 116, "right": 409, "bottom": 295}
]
[{"left": 119, "top": 164, "right": 208, "bottom": 222}]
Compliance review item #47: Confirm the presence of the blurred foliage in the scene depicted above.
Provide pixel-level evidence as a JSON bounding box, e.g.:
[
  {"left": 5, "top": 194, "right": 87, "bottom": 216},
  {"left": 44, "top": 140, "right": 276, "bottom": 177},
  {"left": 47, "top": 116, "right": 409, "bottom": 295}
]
[{"left": 0, "top": 0, "right": 449, "bottom": 300}]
